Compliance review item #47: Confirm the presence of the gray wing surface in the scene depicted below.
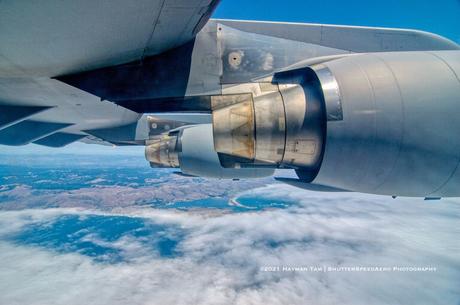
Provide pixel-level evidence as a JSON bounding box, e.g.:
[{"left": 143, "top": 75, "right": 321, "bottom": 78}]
[{"left": 0, "top": 0, "right": 219, "bottom": 147}]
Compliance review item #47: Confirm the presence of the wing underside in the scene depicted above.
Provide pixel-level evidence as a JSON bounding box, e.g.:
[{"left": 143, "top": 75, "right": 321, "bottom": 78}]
[{"left": 0, "top": 0, "right": 219, "bottom": 147}]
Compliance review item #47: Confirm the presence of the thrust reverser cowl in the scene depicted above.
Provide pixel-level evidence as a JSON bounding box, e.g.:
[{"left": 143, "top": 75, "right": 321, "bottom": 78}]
[{"left": 211, "top": 50, "right": 460, "bottom": 197}]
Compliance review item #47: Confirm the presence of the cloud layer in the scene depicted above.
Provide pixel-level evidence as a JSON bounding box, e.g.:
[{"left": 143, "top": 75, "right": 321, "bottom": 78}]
[{"left": 0, "top": 185, "right": 459, "bottom": 305}]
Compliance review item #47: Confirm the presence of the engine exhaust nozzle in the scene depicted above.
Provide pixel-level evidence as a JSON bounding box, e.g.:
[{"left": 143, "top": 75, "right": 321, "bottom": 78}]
[{"left": 145, "top": 135, "right": 180, "bottom": 168}]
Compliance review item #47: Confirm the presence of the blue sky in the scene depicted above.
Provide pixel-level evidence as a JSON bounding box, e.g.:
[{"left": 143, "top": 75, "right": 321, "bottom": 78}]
[
  {"left": 1, "top": 0, "right": 459, "bottom": 155},
  {"left": 214, "top": 0, "right": 460, "bottom": 43}
]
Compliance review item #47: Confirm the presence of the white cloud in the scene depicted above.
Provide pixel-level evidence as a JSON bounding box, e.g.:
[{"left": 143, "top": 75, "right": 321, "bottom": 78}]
[{"left": 0, "top": 186, "right": 459, "bottom": 305}]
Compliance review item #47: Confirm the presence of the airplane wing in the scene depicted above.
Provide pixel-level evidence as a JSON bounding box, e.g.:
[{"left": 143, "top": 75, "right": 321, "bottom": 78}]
[
  {"left": 0, "top": 0, "right": 219, "bottom": 146},
  {"left": 1, "top": 1, "right": 456, "bottom": 147}
]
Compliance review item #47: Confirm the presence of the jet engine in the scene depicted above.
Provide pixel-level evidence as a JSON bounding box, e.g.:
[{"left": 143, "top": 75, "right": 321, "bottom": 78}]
[
  {"left": 211, "top": 50, "right": 460, "bottom": 197},
  {"left": 145, "top": 124, "right": 274, "bottom": 179}
]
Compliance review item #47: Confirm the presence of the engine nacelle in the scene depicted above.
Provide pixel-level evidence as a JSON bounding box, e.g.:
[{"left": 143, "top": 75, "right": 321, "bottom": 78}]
[
  {"left": 211, "top": 50, "right": 460, "bottom": 197},
  {"left": 145, "top": 124, "right": 274, "bottom": 179}
]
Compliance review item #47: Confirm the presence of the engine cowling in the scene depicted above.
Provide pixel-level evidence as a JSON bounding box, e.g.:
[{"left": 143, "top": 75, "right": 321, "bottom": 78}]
[
  {"left": 211, "top": 50, "right": 460, "bottom": 197},
  {"left": 145, "top": 124, "right": 274, "bottom": 179}
]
